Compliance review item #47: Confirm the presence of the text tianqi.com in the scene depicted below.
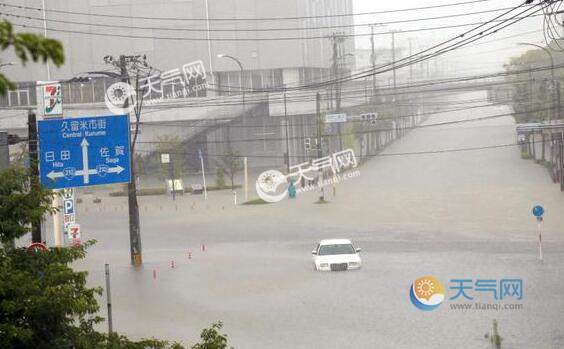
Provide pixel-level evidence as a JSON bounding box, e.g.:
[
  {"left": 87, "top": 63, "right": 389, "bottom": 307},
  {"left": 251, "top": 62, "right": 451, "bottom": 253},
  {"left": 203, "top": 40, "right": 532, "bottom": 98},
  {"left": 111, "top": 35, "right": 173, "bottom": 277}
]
[{"left": 255, "top": 148, "right": 360, "bottom": 203}]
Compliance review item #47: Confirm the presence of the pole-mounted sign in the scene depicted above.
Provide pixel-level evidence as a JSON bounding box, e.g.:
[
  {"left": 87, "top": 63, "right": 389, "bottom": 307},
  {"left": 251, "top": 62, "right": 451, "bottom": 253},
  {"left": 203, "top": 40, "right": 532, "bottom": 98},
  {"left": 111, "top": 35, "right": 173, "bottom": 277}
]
[
  {"left": 532, "top": 204, "right": 544, "bottom": 261},
  {"left": 37, "top": 115, "right": 131, "bottom": 189}
]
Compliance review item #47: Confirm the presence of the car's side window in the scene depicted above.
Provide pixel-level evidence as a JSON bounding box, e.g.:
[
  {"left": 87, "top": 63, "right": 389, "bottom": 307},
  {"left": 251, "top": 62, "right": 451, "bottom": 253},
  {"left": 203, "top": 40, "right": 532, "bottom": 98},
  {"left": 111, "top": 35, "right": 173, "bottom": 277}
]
[{"left": 316, "top": 244, "right": 320, "bottom": 254}]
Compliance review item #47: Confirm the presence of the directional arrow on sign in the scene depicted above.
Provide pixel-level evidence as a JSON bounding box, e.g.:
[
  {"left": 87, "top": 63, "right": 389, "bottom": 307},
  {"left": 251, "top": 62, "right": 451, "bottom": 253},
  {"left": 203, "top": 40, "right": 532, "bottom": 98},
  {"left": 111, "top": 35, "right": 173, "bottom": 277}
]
[
  {"left": 47, "top": 165, "right": 125, "bottom": 181},
  {"left": 47, "top": 170, "right": 65, "bottom": 180},
  {"left": 108, "top": 165, "right": 125, "bottom": 174},
  {"left": 81, "top": 138, "right": 90, "bottom": 184}
]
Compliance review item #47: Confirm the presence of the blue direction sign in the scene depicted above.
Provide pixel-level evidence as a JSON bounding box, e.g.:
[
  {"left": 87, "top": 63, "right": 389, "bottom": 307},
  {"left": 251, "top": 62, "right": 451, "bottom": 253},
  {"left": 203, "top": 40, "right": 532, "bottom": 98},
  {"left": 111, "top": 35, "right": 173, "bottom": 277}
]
[{"left": 38, "top": 115, "right": 131, "bottom": 189}]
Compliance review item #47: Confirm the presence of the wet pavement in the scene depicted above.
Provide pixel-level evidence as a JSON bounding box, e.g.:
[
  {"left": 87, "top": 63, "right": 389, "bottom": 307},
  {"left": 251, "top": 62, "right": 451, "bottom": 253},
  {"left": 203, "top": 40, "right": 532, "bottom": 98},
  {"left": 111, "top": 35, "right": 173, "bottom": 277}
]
[{"left": 44, "top": 91, "right": 564, "bottom": 348}]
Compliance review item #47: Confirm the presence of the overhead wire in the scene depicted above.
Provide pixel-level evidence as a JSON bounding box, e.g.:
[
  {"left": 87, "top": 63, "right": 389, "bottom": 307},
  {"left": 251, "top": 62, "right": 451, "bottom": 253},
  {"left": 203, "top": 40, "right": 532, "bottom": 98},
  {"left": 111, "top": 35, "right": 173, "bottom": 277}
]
[
  {"left": 0, "top": 6, "right": 534, "bottom": 33},
  {"left": 0, "top": 0, "right": 498, "bottom": 22}
]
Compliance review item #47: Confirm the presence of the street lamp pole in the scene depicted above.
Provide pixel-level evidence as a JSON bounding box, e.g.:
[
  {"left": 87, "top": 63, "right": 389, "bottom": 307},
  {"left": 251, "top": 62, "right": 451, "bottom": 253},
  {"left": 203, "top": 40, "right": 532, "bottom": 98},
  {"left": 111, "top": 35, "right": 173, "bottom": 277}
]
[{"left": 217, "top": 54, "right": 244, "bottom": 108}]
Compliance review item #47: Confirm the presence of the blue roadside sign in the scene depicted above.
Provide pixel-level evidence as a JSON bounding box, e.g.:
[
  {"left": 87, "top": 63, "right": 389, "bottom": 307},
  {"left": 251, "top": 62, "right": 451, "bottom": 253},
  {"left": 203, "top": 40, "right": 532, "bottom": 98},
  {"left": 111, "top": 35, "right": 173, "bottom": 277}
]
[
  {"left": 532, "top": 205, "right": 544, "bottom": 217},
  {"left": 38, "top": 114, "right": 131, "bottom": 189}
]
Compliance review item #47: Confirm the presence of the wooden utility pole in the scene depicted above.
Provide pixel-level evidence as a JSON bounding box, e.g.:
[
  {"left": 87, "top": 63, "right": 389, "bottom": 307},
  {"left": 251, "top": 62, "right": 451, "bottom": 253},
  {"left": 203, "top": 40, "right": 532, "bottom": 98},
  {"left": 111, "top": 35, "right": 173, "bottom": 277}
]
[
  {"left": 329, "top": 32, "right": 345, "bottom": 151},
  {"left": 119, "top": 55, "right": 143, "bottom": 266},
  {"left": 370, "top": 25, "right": 377, "bottom": 96}
]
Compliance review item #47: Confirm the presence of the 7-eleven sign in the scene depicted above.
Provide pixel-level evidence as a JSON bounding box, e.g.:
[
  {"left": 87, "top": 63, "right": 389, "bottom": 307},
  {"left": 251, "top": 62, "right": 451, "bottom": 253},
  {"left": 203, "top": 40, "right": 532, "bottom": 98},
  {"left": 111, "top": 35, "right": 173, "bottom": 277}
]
[
  {"left": 66, "top": 223, "right": 80, "bottom": 240},
  {"left": 36, "top": 81, "right": 63, "bottom": 118}
]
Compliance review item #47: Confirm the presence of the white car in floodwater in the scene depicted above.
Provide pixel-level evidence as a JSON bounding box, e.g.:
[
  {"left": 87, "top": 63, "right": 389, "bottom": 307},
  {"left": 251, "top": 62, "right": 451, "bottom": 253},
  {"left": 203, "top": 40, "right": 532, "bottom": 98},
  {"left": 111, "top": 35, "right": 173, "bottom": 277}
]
[{"left": 312, "top": 239, "right": 362, "bottom": 271}]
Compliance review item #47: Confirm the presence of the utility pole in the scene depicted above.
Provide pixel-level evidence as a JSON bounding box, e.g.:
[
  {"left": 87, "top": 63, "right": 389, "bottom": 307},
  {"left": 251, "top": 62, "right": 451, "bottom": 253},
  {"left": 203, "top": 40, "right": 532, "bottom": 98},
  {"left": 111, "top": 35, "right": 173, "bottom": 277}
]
[
  {"left": 391, "top": 31, "right": 398, "bottom": 101},
  {"left": 330, "top": 32, "right": 345, "bottom": 112},
  {"left": 557, "top": 80, "right": 562, "bottom": 121},
  {"left": 316, "top": 92, "right": 325, "bottom": 202},
  {"left": 369, "top": 25, "right": 377, "bottom": 97},
  {"left": 28, "top": 110, "right": 42, "bottom": 243},
  {"left": 391, "top": 30, "right": 399, "bottom": 137},
  {"left": 408, "top": 38, "right": 414, "bottom": 82},
  {"left": 330, "top": 32, "right": 345, "bottom": 150},
  {"left": 284, "top": 89, "right": 291, "bottom": 173},
  {"left": 118, "top": 55, "right": 143, "bottom": 266}
]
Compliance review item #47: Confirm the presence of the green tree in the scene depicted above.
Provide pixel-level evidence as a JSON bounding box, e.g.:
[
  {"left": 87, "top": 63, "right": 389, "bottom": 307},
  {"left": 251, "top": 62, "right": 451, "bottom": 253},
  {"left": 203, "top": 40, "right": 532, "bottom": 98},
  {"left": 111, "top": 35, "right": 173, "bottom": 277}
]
[
  {"left": 215, "top": 167, "right": 226, "bottom": 188},
  {"left": 504, "top": 47, "right": 563, "bottom": 123},
  {"left": 0, "top": 20, "right": 64, "bottom": 95},
  {"left": 218, "top": 151, "right": 243, "bottom": 190},
  {"left": 0, "top": 168, "right": 186, "bottom": 348},
  {"left": 191, "top": 322, "right": 231, "bottom": 349},
  {"left": 0, "top": 168, "right": 102, "bottom": 348},
  {"left": 0, "top": 167, "right": 54, "bottom": 245}
]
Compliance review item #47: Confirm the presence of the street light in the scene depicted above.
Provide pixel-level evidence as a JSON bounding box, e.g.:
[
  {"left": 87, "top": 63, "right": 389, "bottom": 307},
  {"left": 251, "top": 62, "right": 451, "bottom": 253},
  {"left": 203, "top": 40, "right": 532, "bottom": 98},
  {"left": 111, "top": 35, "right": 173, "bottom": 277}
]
[
  {"left": 517, "top": 42, "right": 558, "bottom": 122},
  {"left": 217, "top": 53, "right": 244, "bottom": 104}
]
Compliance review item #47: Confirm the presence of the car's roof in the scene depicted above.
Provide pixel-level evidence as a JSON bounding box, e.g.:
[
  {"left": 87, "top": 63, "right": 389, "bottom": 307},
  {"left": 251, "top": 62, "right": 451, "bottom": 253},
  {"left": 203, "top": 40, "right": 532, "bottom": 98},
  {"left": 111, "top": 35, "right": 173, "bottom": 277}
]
[{"left": 319, "top": 239, "right": 352, "bottom": 245}]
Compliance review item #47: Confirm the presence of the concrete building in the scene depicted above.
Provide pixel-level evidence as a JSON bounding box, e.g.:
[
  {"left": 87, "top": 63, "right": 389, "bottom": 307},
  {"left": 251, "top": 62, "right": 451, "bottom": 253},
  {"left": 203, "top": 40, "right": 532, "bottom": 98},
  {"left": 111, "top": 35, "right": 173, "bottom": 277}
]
[{"left": 2, "top": 0, "right": 354, "bottom": 83}]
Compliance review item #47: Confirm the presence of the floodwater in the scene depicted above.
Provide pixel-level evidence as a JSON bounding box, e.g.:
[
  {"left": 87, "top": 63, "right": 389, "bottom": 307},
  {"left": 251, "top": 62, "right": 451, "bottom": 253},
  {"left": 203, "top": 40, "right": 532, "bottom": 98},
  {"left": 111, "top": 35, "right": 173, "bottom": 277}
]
[{"left": 47, "top": 91, "right": 564, "bottom": 348}]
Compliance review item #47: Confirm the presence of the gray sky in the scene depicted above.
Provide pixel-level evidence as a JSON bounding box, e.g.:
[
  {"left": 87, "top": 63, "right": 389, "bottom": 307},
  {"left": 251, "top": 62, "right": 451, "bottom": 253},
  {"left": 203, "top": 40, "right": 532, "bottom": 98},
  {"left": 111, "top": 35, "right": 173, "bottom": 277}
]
[{"left": 352, "top": 0, "right": 547, "bottom": 74}]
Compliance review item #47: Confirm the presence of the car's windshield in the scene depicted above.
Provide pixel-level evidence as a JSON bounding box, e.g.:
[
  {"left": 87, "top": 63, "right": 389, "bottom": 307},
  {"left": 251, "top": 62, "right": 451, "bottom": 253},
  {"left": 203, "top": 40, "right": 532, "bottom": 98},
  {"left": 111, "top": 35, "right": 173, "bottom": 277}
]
[{"left": 318, "top": 244, "right": 355, "bottom": 255}]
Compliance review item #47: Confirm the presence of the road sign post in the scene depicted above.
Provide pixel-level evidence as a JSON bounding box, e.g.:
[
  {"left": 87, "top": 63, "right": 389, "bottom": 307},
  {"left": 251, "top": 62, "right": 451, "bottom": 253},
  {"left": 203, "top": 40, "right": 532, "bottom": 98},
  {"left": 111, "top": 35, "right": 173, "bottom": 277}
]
[
  {"left": 37, "top": 115, "right": 131, "bottom": 189},
  {"left": 36, "top": 81, "right": 64, "bottom": 248},
  {"left": 532, "top": 205, "right": 544, "bottom": 262},
  {"left": 28, "top": 110, "right": 42, "bottom": 243},
  {"left": 61, "top": 188, "right": 76, "bottom": 244},
  {"left": 198, "top": 149, "right": 208, "bottom": 200}
]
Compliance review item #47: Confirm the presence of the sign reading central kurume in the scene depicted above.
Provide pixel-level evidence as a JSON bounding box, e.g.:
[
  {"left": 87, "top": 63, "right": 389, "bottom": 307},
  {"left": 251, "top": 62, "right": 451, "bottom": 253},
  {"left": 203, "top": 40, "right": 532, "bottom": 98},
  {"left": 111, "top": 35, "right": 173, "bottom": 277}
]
[{"left": 38, "top": 114, "right": 131, "bottom": 189}]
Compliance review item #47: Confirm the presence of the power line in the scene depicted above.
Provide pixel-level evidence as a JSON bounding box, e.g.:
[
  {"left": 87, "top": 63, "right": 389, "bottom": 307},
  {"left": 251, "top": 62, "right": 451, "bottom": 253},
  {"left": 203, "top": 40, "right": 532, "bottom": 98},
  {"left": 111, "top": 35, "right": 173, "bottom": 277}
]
[
  {"left": 3, "top": 12, "right": 542, "bottom": 42},
  {"left": 3, "top": 2, "right": 539, "bottom": 97},
  {"left": 137, "top": 58, "right": 560, "bottom": 108},
  {"left": 136, "top": 101, "right": 514, "bottom": 130},
  {"left": 0, "top": 0, "right": 496, "bottom": 22},
  {"left": 115, "top": 106, "right": 559, "bottom": 146},
  {"left": 131, "top": 139, "right": 550, "bottom": 160},
  {"left": 139, "top": 70, "right": 560, "bottom": 110},
  {"left": 289, "top": 2, "right": 544, "bottom": 92},
  {"left": 0, "top": 6, "right": 531, "bottom": 33}
]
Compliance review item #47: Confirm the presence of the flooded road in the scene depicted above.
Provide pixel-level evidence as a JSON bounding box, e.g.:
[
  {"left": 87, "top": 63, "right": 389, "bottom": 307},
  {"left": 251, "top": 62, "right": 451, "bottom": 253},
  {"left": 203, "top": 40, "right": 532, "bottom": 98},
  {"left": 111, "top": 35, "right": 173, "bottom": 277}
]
[{"left": 66, "top": 91, "right": 564, "bottom": 348}]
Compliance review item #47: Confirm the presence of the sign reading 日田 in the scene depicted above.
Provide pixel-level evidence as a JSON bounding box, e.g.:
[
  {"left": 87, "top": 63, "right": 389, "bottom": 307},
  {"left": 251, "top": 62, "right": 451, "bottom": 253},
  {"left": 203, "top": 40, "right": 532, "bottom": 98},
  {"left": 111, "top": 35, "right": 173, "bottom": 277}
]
[{"left": 38, "top": 115, "right": 131, "bottom": 189}]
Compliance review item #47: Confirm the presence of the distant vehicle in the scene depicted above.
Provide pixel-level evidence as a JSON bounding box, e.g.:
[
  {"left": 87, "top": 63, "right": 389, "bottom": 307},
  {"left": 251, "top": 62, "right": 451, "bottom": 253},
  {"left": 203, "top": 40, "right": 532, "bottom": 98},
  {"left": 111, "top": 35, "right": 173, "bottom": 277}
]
[{"left": 312, "top": 239, "right": 362, "bottom": 271}]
